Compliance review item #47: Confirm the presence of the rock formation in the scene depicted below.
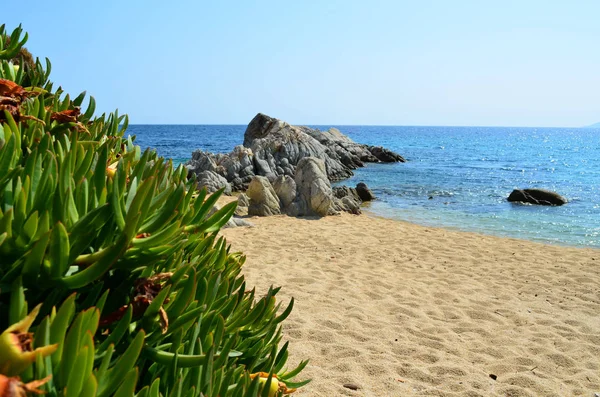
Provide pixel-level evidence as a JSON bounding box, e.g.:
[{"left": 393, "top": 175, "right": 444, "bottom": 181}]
[
  {"left": 186, "top": 113, "right": 404, "bottom": 217},
  {"left": 333, "top": 186, "right": 360, "bottom": 201},
  {"left": 188, "top": 146, "right": 254, "bottom": 191},
  {"left": 193, "top": 170, "right": 232, "bottom": 195},
  {"left": 239, "top": 163, "right": 375, "bottom": 217},
  {"left": 186, "top": 113, "right": 405, "bottom": 191},
  {"left": 287, "top": 158, "right": 335, "bottom": 217},
  {"left": 272, "top": 175, "right": 296, "bottom": 209},
  {"left": 237, "top": 192, "right": 250, "bottom": 207},
  {"left": 246, "top": 176, "right": 281, "bottom": 216},
  {"left": 207, "top": 204, "right": 254, "bottom": 228},
  {"left": 332, "top": 195, "right": 362, "bottom": 215},
  {"left": 331, "top": 184, "right": 373, "bottom": 214},
  {"left": 367, "top": 146, "right": 405, "bottom": 162},
  {"left": 234, "top": 193, "right": 250, "bottom": 216},
  {"left": 507, "top": 189, "right": 567, "bottom": 206},
  {"left": 356, "top": 182, "right": 376, "bottom": 201}
]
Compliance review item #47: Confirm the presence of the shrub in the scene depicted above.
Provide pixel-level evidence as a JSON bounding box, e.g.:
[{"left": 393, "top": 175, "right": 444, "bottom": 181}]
[{"left": 0, "top": 24, "right": 308, "bottom": 396}]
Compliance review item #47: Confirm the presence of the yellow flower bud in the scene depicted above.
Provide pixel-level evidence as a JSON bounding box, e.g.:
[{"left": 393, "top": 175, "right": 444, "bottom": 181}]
[
  {"left": 251, "top": 373, "right": 279, "bottom": 397},
  {"left": 106, "top": 161, "right": 118, "bottom": 179},
  {"left": 0, "top": 373, "right": 52, "bottom": 396},
  {"left": 0, "top": 305, "right": 58, "bottom": 376},
  {"left": 249, "top": 372, "right": 296, "bottom": 396}
]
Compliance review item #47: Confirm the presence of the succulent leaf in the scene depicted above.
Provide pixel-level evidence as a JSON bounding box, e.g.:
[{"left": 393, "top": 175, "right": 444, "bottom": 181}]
[{"left": 0, "top": 24, "right": 308, "bottom": 397}]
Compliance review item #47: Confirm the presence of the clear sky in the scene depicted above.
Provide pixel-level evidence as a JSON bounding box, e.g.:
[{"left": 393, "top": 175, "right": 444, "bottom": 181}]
[{"left": 4, "top": 1, "right": 599, "bottom": 126}]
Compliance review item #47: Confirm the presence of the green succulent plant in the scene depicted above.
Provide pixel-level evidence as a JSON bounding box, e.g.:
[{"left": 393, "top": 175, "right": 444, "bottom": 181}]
[{"left": 0, "top": 24, "right": 309, "bottom": 397}]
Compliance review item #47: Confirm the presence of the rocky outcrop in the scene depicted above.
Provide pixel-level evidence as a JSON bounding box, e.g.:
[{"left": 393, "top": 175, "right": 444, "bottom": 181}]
[
  {"left": 356, "top": 182, "right": 375, "bottom": 201},
  {"left": 234, "top": 193, "right": 250, "bottom": 216},
  {"left": 186, "top": 146, "right": 254, "bottom": 191},
  {"left": 287, "top": 158, "right": 335, "bottom": 217},
  {"left": 194, "top": 170, "right": 232, "bottom": 195},
  {"left": 247, "top": 176, "right": 281, "bottom": 216},
  {"left": 244, "top": 114, "right": 354, "bottom": 182},
  {"left": 333, "top": 186, "right": 360, "bottom": 201},
  {"left": 299, "top": 126, "right": 377, "bottom": 168},
  {"left": 272, "top": 175, "right": 296, "bottom": 209},
  {"left": 186, "top": 113, "right": 403, "bottom": 217},
  {"left": 367, "top": 146, "right": 406, "bottom": 162},
  {"left": 225, "top": 217, "right": 254, "bottom": 228},
  {"left": 332, "top": 195, "right": 362, "bottom": 215},
  {"left": 331, "top": 183, "right": 375, "bottom": 214},
  {"left": 186, "top": 113, "right": 405, "bottom": 191},
  {"left": 507, "top": 189, "right": 567, "bottom": 206},
  {"left": 240, "top": 160, "right": 367, "bottom": 217},
  {"left": 187, "top": 150, "right": 218, "bottom": 174},
  {"left": 237, "top": 192, "right": 250, "bottom": 207}
]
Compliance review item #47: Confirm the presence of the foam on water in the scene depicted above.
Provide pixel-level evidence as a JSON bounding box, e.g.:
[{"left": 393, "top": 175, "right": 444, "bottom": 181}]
[{"left": 129, "top": 124, "right": 600, "bottom": 248}]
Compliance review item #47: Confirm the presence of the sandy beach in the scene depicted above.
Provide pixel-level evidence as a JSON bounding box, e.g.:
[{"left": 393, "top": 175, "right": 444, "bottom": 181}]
[{"left": 220, "top": 211, "right": 600, "bottom": 396}]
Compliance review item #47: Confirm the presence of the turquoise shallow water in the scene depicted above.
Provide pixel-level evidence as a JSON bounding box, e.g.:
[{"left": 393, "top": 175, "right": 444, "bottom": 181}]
[{"left": 129, "top": 124, "right": 600, "bottom": 248}]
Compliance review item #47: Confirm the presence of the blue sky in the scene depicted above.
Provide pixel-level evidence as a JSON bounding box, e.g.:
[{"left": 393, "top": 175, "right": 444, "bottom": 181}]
[{"left": 4, "top": 1, "right": 599, "bottom": 126}]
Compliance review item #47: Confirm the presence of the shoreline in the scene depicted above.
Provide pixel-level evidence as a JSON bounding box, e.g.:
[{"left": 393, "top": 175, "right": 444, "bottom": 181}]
[
  {"left": 361, "top": 206, "right": 599, "bottom": 251},
  {"left": 225, "top": 193, "right": 600, "bottom": 251},
  {"left": 220, "top": 208, "right": 600, "bottom": 396}
]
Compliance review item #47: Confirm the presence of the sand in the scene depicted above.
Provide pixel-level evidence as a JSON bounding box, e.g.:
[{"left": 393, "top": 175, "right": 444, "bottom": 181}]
[{"left": 220, "top": 211, "right": 600, "bottom": 396}]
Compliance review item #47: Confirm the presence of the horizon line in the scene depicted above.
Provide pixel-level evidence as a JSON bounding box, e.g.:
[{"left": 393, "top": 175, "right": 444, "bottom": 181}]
[{"left": 127, "top": 123, "right": 596, "bottom": 129}]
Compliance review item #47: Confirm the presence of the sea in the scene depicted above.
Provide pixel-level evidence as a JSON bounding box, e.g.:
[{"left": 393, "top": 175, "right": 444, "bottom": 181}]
[{"left": 128, "top": 124, "right": 600, "bottom": 249}]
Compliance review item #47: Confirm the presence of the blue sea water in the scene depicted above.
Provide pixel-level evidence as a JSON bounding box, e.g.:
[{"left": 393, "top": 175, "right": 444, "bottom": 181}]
[{"left": 129, "top": 124, "right": 600, "bottom": 248}]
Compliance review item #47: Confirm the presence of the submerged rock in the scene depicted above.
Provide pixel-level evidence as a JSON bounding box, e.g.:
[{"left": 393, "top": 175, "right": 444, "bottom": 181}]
[
  {"left": 356, "top": 182, "right": 375, "bottom": 201},
  {"left": 507, "top": 189, "right": 567, "bottom": 206}
]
